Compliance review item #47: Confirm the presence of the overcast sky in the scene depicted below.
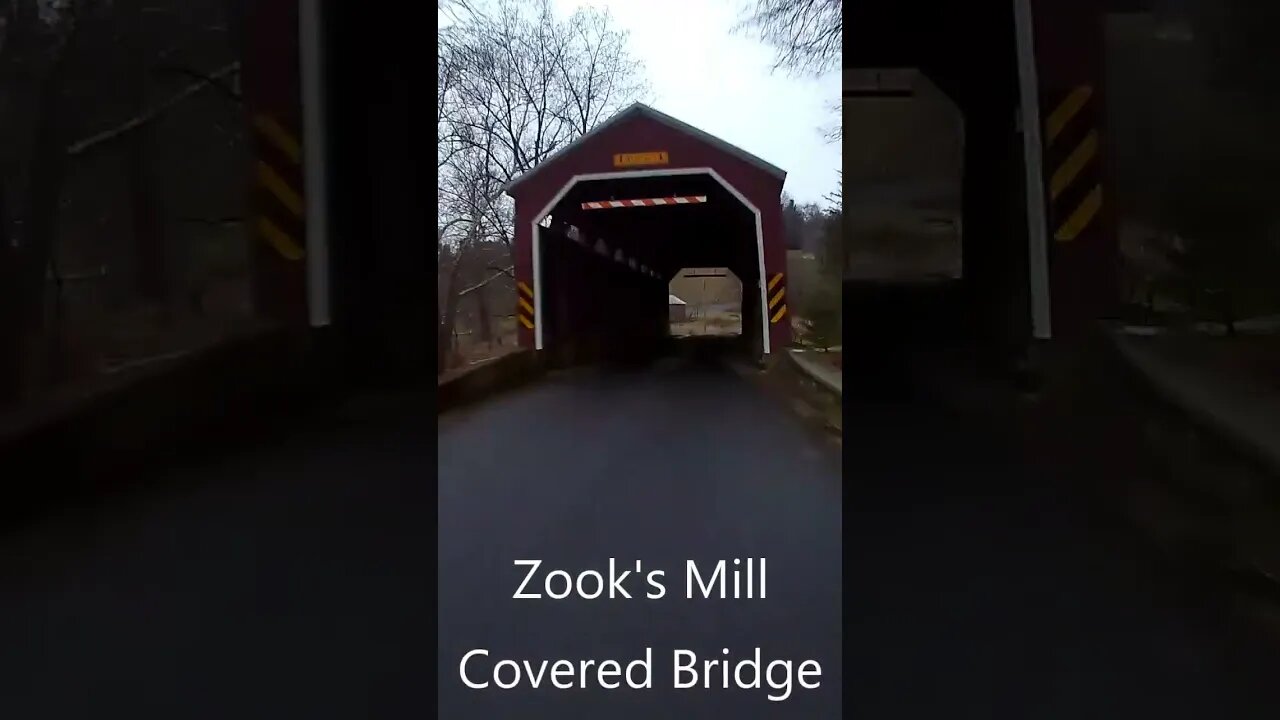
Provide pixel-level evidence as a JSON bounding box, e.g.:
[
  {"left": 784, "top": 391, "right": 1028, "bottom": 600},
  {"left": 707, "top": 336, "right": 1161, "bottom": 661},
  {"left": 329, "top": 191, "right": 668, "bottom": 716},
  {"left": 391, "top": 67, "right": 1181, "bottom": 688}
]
[{"left": 549, "top": 0, "right": 840, "bottom": 204}]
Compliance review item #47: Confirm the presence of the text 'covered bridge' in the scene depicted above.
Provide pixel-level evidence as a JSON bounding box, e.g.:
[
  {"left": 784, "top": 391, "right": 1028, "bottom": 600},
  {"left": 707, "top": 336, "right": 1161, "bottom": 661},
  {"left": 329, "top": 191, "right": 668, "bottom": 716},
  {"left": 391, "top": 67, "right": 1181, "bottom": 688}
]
[{"left": 505, "top": 103, "right": 792, "bottom": 363}]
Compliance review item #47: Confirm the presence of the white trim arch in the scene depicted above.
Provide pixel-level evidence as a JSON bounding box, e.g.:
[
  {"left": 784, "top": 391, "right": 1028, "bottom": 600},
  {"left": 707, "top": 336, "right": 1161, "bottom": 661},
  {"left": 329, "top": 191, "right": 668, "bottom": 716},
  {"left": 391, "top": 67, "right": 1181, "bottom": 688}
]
[{"left": 530, "top": 167, "right": 771, "bottom": 355}]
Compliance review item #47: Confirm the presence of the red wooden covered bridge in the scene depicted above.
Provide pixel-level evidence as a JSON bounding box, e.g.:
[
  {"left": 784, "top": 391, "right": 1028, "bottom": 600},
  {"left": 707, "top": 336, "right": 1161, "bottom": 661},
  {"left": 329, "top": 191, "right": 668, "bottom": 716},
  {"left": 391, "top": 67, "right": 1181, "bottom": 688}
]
[{"left": 503, "top": 103, "right": 792, "bottom": 362}]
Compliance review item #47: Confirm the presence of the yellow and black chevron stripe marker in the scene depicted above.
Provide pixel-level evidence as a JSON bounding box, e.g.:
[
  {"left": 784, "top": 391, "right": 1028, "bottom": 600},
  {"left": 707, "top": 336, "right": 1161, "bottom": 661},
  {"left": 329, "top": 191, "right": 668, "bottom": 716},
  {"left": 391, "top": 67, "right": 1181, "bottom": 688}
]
[
  {"left": 252, "top": 112, "right": 305, "bottom": 261},
  {"left": 1045, "top": 85, "right": 1102, "bottom": 242},
  {"left": 253, "top": 114, "right": 302, "bottom": 164},
  {"left": 517, "top": 281, "right": 535, "bottom": 330},
  {"left": 767, "top": 272, "right": 787, "bottom": 324}
]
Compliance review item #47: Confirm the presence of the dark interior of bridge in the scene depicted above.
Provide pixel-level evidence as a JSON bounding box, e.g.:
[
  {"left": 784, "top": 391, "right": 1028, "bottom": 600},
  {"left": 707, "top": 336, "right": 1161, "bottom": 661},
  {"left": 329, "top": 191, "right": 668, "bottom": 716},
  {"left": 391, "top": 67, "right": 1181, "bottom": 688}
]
[
  {"left": 538, "top": 173, "right": 763, "bottom": 364},
  {"left": 843, "top": 2, "right": 1034, "bottom": 393}
]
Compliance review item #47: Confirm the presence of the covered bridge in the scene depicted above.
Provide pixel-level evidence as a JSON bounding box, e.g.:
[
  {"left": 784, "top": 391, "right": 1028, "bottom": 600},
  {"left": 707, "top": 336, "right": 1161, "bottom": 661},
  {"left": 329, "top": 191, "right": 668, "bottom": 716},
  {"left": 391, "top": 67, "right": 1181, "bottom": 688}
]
[{"left": 504, "top": 103, "right": 792, "bottom": 363}]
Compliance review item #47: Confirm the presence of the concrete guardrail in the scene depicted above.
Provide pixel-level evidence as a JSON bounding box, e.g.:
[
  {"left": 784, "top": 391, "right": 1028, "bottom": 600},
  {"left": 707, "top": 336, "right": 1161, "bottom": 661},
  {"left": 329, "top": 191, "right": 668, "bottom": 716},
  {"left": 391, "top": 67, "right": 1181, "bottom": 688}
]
[
  {"left": 0, "top": 326, "right": 327, "bottom": 529},
  {"left": 437, "top": 350, "right": 544, "bottom": 414}
]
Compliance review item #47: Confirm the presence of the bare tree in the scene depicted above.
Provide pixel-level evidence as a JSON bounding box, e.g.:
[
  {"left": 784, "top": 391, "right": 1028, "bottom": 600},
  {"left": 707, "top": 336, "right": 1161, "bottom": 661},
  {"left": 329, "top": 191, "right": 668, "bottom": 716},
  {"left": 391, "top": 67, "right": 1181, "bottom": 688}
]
[
  {"left": 735, "top": 0, "right": 842, "bottom": 77},
  {"left": 735, "top": 0, "right": 841, "bottom": 142},
  {"left": 435, "top": 0, "right": 646, "bottom": 372},
  {"left": 1157, "top": 110, "right": 1279, "bottom": 333},
  {"left": 824, "top": 170, "right": 841, "bottom": 212},
  {"left": 1, "top": 0, "right": 246, "bottom": 404},
  {"left": 437, "top": 23, "right": 465, "bottom": 172},
  {"left": 437, "top": 137, "right": 496, "bottom": 371},
  {"left": 552, "top": 6, "right": 649, "bottom": 136},
  {"left": 1108, "top": 8, "right": 1280, "bottom": 329},
  {"left": 440, "top": 0, "right": 645, "bottom": 186}
]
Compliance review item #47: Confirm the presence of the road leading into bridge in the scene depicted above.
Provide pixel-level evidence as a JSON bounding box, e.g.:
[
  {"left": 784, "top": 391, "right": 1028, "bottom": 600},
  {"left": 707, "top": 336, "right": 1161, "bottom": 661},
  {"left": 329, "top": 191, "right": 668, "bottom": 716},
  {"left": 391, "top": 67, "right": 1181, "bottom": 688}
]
[
  {"left": 437, "top": 356, "right": 844, "bottom": 716},
  {"left": 4, "top": 350, "right": 1278, "bottom": 718}
]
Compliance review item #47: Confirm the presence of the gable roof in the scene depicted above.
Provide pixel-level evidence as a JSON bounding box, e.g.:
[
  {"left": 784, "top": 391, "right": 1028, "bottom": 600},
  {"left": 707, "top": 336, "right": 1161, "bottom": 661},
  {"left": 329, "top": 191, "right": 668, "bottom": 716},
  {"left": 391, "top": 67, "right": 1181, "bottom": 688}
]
[{"left": 503, "top": 102, "right": 787, "bottom": 195}]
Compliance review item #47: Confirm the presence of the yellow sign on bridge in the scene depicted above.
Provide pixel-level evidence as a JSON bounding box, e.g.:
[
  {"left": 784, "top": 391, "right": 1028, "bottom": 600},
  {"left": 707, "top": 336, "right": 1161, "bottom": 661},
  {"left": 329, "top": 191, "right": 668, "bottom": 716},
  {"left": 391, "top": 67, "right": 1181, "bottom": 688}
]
[{"left": 613, "top": 151, "right": 668, "bottom": 168}]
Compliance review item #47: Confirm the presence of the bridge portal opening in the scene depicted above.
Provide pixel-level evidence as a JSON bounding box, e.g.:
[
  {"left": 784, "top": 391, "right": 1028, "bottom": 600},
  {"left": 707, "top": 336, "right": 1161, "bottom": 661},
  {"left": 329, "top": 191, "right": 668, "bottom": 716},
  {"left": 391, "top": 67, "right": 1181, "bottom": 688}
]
[
  {"left": 668, "top": 268, "right": 744, "bottom": 339},
  {"left": 532, "top": 169, "right": 767, "bottom": 364},
  {"left": 844, "top": 68, "right": 964, "bottom": 284},
  {"left": 844, "top": 2, "right": 1047, "bottom": 385}
]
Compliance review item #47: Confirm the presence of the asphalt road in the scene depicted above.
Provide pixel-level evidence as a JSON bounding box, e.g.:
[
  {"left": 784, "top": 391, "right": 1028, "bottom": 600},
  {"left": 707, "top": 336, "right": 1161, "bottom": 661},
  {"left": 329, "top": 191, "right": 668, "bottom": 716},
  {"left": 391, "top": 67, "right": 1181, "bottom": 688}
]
[
  {"left": 0, "top": 393, "right": 439, "bottom": 718},
  {"left": 0, "top": 355, "right": 842, "bottom": 719},
  {"left": 3, "top": 351, "right": 1279, "bottom": 719},
  {"left": 437, "top": 356, "right": 844, "bottom": 717},
  {"left": 843, "top": 388, "right": 1280, "bottom": 719}
]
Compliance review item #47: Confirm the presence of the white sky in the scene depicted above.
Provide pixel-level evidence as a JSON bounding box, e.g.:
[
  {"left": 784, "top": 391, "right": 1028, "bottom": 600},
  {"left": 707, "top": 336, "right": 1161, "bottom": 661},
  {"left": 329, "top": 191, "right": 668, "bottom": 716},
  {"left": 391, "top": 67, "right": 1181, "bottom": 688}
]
[{"left": 552, "top": 0, "right": 840, "bottom": 204}]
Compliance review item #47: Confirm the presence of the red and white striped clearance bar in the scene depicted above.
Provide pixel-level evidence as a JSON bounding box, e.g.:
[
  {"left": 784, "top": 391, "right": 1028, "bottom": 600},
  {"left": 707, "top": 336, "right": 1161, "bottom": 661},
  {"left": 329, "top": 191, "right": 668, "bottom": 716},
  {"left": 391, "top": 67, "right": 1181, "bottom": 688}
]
[{"left": 581, "top": 195, "right": 707, "bottom": 210}]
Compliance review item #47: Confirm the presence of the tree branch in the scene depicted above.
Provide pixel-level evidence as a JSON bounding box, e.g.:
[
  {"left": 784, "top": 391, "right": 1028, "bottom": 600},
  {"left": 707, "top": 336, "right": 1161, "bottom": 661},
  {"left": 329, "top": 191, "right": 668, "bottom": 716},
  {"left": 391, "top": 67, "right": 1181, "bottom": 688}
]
[
  {"left": 154, "top": 63, "right": 243, "bottom": 102},
  {"left": 458, "top": 265, "right": 515, "bottom": 297},
  {"left": 66, "top": 61, "right": 241, "bottom": 157}
]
